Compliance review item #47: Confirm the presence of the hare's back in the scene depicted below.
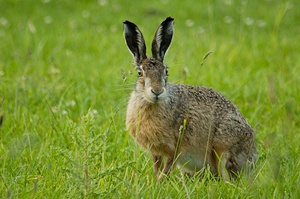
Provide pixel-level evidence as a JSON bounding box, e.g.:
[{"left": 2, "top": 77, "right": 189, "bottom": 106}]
[{"left": 168, "top": 83, "right": 237, "bottom": 112}]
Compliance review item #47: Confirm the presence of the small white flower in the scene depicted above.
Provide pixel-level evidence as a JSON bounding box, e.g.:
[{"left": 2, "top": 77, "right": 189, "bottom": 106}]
[
  {"left": 82, "top": 10, "right": 90, "bottom": 19},
  {"left": 287, "top": 2, "right": 293, "bottom": 10},
  {"left": 92, "top": 109, "right": 98, "bottom": 115},
  {"left": 224, "top": 16, "right": 233, "bottom": 24},
  {"left": 62, "top": 110, "right": 68, "bottom": 115},
  {"left": 41, "top": 0, "right": 51, "bottom": 4},
  {"left": 44, "top": 16, "right": 53, "bottom": 24},
  {"left": 185, "top": 19, "right": 194, "bottom": 27},
  {"left": 224, "top": 0, "right": 232, "bottom": 5},
  {"left": 66, "top": 100, "right": 76, "bottom": 107},
  {"left": 197, "top": 26, "right": 205, "bottom": 34},
  {"left": 69, "top": 20, "right": 77, "bottom": 30},
  {"left": 49, "top": 67, "right": 60, "bottom": 75},
  {"left": 66, "top": 49, "right": 72, "bottom": 56},
  {"left": 51, "top": 106, "right": 58, "bottom": 113},
  {"left": 28, "top": 21, "right": 36, "bottom": 33},
  {"left": 110, "top": 25, "right": 117, "bottom": 32},
  {"left": 256, "top": 20, "right": 266, "bottom": 28},
  {"left": 161, "top": 0, "right": 169, "bottom": 5},
  {"left": 0, "top": 17, "right": 8, "bottom": 27},
  {"left": 98, "top": 0, "right": 107, "bottom": 6},
  {"left": 244, "top": 17, "right": 254, "bottom": 26},
  {"left": 97, "top": 26, "right": 104, "bottom": 33}
]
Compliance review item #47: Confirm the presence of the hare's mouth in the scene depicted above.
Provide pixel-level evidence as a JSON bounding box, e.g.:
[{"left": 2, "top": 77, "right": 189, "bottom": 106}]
[
  {"left": 144, "top": 95, "right": 162, "bottom": 103},
  {"left": 144, "top": 89, "right": 166, "bottom": 103}
]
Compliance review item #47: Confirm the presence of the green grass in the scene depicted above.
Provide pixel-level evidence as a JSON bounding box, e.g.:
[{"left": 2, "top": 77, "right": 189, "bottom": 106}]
[{"left": 1, "top": 0, "right": 299, "bottom": 198}]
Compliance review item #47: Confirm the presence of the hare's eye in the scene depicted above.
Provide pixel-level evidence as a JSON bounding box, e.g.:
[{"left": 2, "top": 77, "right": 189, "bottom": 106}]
[{"left": 137, "top": 69, "right": 143, "bottom": 77}]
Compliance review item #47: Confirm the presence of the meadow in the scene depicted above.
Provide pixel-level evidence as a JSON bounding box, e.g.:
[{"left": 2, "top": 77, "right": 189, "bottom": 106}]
[{"left": 0, "top": 0, "right": 299, "bottom": 198}]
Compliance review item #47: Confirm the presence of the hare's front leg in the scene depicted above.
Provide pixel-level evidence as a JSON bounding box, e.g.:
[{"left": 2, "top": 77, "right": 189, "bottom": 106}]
[
  {"left": 158, "top": 156, "right": 174, "bottom": 180},
  {"left": 152, "top": 154, "right": 163, "bottom": 177}
]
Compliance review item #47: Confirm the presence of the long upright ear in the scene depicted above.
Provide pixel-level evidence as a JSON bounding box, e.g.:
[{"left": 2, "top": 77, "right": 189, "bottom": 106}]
[
  {"left": 123, "top": 20, "right": 147, "bottom": 64},
  {"left": 151, "top": 17, "right": 174, "bottom": 62}
]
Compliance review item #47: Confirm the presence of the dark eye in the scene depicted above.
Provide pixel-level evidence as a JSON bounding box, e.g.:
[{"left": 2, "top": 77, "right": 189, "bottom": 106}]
[
  {"left": 138, "top": 69, "right": 143, "bottom": 77},
  {"left": 166, "top": 69, "right": 169, "bottom": 76}
]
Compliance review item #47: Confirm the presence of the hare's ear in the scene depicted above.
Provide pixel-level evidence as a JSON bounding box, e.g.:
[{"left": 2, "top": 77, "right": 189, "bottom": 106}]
[
  {"left": 151, "top": 17, "right": 174, "bottom": 62},
  {"left": 123, "top": 20, "right": 147, "bottom": 64}
]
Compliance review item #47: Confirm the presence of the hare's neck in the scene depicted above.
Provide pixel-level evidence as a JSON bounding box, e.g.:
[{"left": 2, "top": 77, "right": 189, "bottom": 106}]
[{"left": 126, "top": 91, "right": 169, "bottom": 124}]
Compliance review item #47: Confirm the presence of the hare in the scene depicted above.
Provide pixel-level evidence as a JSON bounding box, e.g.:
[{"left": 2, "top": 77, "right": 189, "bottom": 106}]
[{"left": 123, "top": 17, "right": 257, "bottom": 180}]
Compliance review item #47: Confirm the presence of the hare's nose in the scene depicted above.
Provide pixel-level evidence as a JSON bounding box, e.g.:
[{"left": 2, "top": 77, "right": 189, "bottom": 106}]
[{"left": 151, "top": 89, "right": 164, "bottom": 96}]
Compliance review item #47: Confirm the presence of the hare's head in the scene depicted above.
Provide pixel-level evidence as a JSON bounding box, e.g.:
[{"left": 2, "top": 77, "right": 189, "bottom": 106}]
[{"left": 124, "top": 17, "right": 174, "bottom": 103}]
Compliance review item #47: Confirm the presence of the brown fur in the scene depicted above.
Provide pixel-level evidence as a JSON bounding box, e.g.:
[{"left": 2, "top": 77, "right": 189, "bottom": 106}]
[{"left": 124, "top": 17, "right": 257, "bottom": 180}]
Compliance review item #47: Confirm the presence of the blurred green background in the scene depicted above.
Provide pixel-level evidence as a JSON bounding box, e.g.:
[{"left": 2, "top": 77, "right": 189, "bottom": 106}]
[{"left": 0, "top": 0, "right": 299, "bottom": 198}]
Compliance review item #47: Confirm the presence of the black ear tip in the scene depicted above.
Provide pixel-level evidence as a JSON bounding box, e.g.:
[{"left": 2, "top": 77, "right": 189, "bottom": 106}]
[
  {"left": 123, "top": 20, "right": 131, "bottom": 25},
  {"left": 161, "top": 16, "right": 174, "bottom": 26},
  {"left": 123, "top": 20, "right": 139, "bottom": 30},
  {"left": 166, "top": 16, "right": 174, "bottom": 21}
]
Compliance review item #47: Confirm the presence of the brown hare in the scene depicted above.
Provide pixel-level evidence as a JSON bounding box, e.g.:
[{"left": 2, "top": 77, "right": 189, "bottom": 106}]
[{"left": 123, "top": 17, "right": 257, "bottom": 180}]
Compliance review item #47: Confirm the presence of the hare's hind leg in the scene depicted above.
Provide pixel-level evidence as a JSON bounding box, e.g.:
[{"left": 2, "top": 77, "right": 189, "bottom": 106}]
[
  {"left": 213, "top": 116, "right": 257, "bottom": 180},
  {"left": 215, "top": 144, "right": 254, "bottom": 180},
  {"left": 211, "top": 149, "right": 234, "bottom": 180},
  {"left": 212, "top": 146, "right": 244, "bottom": 180},
  {"left": 225, "top": 133, "right": 257, "bottom": 179}
]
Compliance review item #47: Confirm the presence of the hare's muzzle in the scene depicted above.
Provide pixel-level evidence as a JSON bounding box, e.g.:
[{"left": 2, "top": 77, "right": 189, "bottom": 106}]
[
  {"left": 151, "top": 89, "right": 164, "bottom": 96},
  {"left": 143, "top": 84, "right": 166, "bottom": 103},
  {"left": 151, "top": 89, "right": 164, "bottom": 101}
]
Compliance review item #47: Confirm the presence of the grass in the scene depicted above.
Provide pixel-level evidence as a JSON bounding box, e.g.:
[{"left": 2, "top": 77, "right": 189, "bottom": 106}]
[{"left": 0, "top": 0, "right": 299, "bottom": 198}]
